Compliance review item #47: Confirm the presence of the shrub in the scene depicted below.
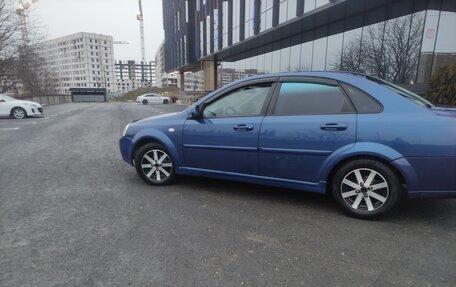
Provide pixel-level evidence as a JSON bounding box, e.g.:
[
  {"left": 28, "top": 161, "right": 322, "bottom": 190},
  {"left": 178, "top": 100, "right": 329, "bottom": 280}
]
[
  {"left": 169, "top": 95, "right": 178, "bottom": 103},
  {"left": 426, "top": 64, "right": 456, "bottom": 107}
]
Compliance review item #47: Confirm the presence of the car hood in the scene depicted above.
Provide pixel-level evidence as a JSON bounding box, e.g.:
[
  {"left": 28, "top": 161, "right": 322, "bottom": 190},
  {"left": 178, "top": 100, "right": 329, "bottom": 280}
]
[
  {"left": 430, "top": 107, "right": 456, "bottom": 118},
  {"left": 15, "top": 100, "right": 43, "bottom": 107},
  {"left": 134, "top": 111, "right": 184, "bottom": 125}
]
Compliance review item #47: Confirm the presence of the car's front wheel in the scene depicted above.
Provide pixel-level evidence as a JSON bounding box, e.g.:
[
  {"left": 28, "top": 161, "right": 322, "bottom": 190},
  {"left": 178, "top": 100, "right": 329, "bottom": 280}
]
[
  {"left": 134, "top": 143, "right": 176, "bottom": 186},
  {"left": 11, "top": 107, "right": 27, "bottom": 119},
  {"left": 142, "top": 99, "right": 148, "bottom": 105},
  {"left": 331, "top": 159, "right": 402, "bottom": 219}
]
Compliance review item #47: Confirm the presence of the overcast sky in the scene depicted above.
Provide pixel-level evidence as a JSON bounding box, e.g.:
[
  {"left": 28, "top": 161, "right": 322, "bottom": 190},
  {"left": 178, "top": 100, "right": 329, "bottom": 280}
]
[{"left": 29, "top": 0, "right": 164, "bottom": 62}]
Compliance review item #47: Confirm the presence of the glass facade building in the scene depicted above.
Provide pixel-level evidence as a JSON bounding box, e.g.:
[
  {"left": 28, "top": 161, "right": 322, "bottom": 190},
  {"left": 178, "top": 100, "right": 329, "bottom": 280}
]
[{"left": 162, "top": 0, "right": 456, "bottom": 90}]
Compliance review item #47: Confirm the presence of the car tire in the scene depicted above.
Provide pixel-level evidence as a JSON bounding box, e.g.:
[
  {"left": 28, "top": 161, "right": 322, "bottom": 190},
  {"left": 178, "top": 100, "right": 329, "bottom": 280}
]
[
  {"left": 134, "top": 143, "right": 176, "bottom": 186},
  {"left": 11, "top": 107, "right": 27, "bottom": 119},
  {"left": 142, "top": 99, "right": 148, "bottom": 105},
  {"left": 163, "top": 99, "right": 169, "bottom": 104},
  {"left": 331, "top": 159, "right": 402, "bottom": 219}
]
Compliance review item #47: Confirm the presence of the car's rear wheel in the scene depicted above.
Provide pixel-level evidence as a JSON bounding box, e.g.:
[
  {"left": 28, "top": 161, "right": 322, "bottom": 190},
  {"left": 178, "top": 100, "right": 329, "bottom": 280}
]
[
  {"left": 11, "top": 107, "right": 27, "bottom": 119},
  {"left": 142, "top": 99, "right": 148, "bottom": 105},
  {"left": 163, "top": 99, "right": 169, "bottom": 104},
  {"left": 134, "top": 143, "right": 176, "bottom": 186},
  {"left": 331, "top": 159, "right": 402, "bottom": 219}
]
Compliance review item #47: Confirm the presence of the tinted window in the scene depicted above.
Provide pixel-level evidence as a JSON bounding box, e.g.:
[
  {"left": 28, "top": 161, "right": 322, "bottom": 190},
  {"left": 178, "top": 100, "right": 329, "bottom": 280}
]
[
  {"left": 367, "top": 76, "right": 433, "bottom": 108},
  {"left": 341, "top": 83, "right": 383, "bottom": 114},
  {"left": 274, "top": 82, "right": 355, "bottom": 115},
  {"left": 203, "top": 83, "right": 272, "bottom": 118}
]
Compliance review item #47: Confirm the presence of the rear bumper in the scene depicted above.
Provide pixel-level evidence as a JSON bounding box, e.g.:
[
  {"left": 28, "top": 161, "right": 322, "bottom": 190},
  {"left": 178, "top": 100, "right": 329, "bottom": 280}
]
[{"left": 392, "top": 157, "right": 456, "bottom": 199}]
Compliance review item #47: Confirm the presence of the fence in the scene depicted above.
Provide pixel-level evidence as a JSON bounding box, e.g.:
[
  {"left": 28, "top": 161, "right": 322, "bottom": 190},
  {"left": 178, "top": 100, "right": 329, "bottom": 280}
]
[{"left": 17, "top": 95, "right": 72, "bottom": 106}]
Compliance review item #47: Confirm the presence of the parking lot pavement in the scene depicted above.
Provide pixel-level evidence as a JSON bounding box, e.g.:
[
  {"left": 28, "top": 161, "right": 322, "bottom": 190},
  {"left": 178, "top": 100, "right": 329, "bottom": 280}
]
[{"left": 1, "top": 102, "right": 455, "bottom": 286}]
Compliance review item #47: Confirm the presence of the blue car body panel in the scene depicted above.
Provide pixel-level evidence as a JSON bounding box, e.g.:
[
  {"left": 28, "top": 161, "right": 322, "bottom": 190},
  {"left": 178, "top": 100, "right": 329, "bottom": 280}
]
[
  {"left": 182, "top": 116, "right": 264, "bottom": 175},
  {"left": 119, "top": 72, "right": 456, "bottom": 198},
  {"left": 258, "top": 114, "right": 356, "bottom": 183}
]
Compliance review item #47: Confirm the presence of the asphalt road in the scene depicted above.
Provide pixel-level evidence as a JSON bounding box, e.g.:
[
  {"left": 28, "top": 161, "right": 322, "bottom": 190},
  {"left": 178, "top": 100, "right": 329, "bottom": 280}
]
[{"left": 1, "top": 102, "right": 455, "bottom": 286}]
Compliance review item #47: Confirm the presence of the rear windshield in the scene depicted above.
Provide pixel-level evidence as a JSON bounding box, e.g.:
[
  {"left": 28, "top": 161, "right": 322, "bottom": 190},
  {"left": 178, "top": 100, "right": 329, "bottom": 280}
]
[{"left": 367, "top": 76, "right": 434, "bottom": 108}]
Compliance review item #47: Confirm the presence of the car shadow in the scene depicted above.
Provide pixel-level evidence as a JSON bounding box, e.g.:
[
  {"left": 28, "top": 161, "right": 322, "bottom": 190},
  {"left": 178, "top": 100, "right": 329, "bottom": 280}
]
[
  {"left": 171, "top": 176, "right": 456, "bottom": 221},
  {"left": 394, "top": 198, "right": 456, "bottom": 223},
  {"left": 175, "top": 175, "right": 343, "bottom": 214}
]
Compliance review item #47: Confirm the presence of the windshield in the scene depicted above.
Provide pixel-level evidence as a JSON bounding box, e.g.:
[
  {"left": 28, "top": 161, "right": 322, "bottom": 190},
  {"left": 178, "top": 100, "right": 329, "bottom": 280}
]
[
  {"left": 367, "top": 76, "right": 434, "bottom": 108},
  {"left": 0, "top": 94, "right": 17, "bottom": 101}
]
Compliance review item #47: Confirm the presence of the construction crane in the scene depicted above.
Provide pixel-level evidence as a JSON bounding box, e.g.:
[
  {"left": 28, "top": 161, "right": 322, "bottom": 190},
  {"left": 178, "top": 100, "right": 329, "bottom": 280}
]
[
  {"left": 16, "top": 0, "right": 39, "bottom": 45},
  {"left": 136, "top": 0, "right": 146, "bottom": 63}
]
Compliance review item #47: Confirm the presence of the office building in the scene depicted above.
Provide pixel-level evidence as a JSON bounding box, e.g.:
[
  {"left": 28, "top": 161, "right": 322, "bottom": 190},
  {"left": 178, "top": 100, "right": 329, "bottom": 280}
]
[{"left": 162, "top": 0, "right": 456, "bottom": 91}]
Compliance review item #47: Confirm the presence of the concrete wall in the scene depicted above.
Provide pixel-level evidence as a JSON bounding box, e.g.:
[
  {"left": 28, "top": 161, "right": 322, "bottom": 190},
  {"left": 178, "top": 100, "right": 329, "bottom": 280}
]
[{"left": 19, "top": 95, "right": 72, "bottom": 105}]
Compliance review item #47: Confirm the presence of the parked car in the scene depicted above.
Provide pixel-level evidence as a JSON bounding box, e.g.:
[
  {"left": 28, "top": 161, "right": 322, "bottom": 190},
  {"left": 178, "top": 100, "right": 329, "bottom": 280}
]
[
  {"left": 0, "top": 94, "right": 44, "bottom": 119},
  {"left": 137, "top": 93, "right": 172, "bottom": 105},
  {"left": 119, "top": 72, "right": 456, "bottom": 219}
]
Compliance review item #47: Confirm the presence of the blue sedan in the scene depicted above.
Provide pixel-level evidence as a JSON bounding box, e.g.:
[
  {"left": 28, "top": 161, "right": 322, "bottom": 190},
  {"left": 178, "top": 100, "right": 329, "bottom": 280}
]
[{"left": 119, "top": 72, "right": 456, "bottom": 219}]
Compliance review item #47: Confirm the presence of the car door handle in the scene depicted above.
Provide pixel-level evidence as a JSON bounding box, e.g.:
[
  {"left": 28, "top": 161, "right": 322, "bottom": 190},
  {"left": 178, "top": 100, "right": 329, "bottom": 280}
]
[
  {"left": 233, "top": 124, "right": 254, "bottom": 131},
  {"left": 320, "top": 123, "right": 348, "bottom": 131}
]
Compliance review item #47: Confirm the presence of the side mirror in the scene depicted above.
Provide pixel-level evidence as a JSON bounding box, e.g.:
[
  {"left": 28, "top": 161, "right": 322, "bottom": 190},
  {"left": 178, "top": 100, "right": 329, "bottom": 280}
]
[{"left": 188, "top": 104, "right": 203, "bottom": 119}]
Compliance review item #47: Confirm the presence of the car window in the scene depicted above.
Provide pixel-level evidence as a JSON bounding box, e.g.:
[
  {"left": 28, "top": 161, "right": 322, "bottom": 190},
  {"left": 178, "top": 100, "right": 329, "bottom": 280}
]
[
  {"left": 274, "top": 82, "right": 355, "bottom": 115},
  {"left": 340, "top": 83, "right": 383, "bottom": 114},
  {"left": 203, "top": 83, "right": 272, "bottom": 118},
  {"left": 366, "top": 76, "right": 434, "bottom": 108}
]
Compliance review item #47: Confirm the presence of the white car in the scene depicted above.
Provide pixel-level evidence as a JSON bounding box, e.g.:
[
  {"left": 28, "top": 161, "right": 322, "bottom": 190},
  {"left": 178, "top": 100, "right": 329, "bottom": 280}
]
[
  {"left": 0, "top": 94, "right": 44, "bottom": 119},
  {"left": 137, "top": 93, "right": 172, "bottom": 105}
]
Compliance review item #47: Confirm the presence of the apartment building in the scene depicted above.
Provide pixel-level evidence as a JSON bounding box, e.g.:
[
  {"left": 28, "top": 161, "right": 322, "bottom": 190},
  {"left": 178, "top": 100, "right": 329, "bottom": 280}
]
[
  {"left": 41, "top": 32, "right": 116, "bottom": 94},
  {"left": 183, "top": 71, "right": 204, "bottom": 92},
  {"left": 115, "top": 60, "right": 156, "bottom": 92},
  {"left": 154, "top": 42, "right": 180, "bottom": 88}
]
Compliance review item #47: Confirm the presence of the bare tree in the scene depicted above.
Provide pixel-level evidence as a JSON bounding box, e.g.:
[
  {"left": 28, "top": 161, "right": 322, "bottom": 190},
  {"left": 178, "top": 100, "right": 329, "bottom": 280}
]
[
  {"left": 336, "top": 14, "right": 424, "bottom": 84},
  {"left": 0, "top": 0, "right": 21, "bottom": 93},
  {"left": 0, "top": 0, "right": 56, "bottom": 96},
  {"left": 18, "top": 43, "right": 57, "bottom": 96}
]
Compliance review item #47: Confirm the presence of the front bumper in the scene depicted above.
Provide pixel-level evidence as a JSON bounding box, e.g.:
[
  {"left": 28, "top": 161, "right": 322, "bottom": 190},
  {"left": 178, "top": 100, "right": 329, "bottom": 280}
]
[
  {"left": 119, "top": 136, "right": 134, "bottom": 165},
  {"left": 25, "top": 106, "right": 44, "bottom": 117}
]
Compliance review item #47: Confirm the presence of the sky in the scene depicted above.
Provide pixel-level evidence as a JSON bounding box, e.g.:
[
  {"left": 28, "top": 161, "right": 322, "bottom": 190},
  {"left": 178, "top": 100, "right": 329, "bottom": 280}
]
[{"left": 28, "top": 0, "right": 164, "bottom": 62}]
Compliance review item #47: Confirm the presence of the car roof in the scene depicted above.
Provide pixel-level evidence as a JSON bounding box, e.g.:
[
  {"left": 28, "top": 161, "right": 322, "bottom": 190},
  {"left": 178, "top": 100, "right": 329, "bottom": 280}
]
[
  {"left": 206, "top": 71, "right": 374, "bottom": 98},
  {"left": 233, "top": 71, "right": 369, "bottom": 83}
]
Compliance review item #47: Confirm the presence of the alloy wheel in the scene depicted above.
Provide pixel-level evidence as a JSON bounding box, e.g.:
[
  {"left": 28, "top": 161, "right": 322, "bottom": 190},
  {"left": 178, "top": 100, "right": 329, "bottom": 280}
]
[
  {"left": 12, "top": 108, "right": 25, "bottom": 119},
  {"left": 340, "top": 168, "right": 389, "bottom": 212},
  {"left": 140, "top": 149, "right": 173, "bottom": 183}
]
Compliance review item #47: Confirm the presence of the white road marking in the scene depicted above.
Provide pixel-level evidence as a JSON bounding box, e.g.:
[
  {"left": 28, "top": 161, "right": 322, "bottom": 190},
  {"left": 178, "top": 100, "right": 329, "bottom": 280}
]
[{"left": 0, "top": 127, "right": 20, "bottom": 130}]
